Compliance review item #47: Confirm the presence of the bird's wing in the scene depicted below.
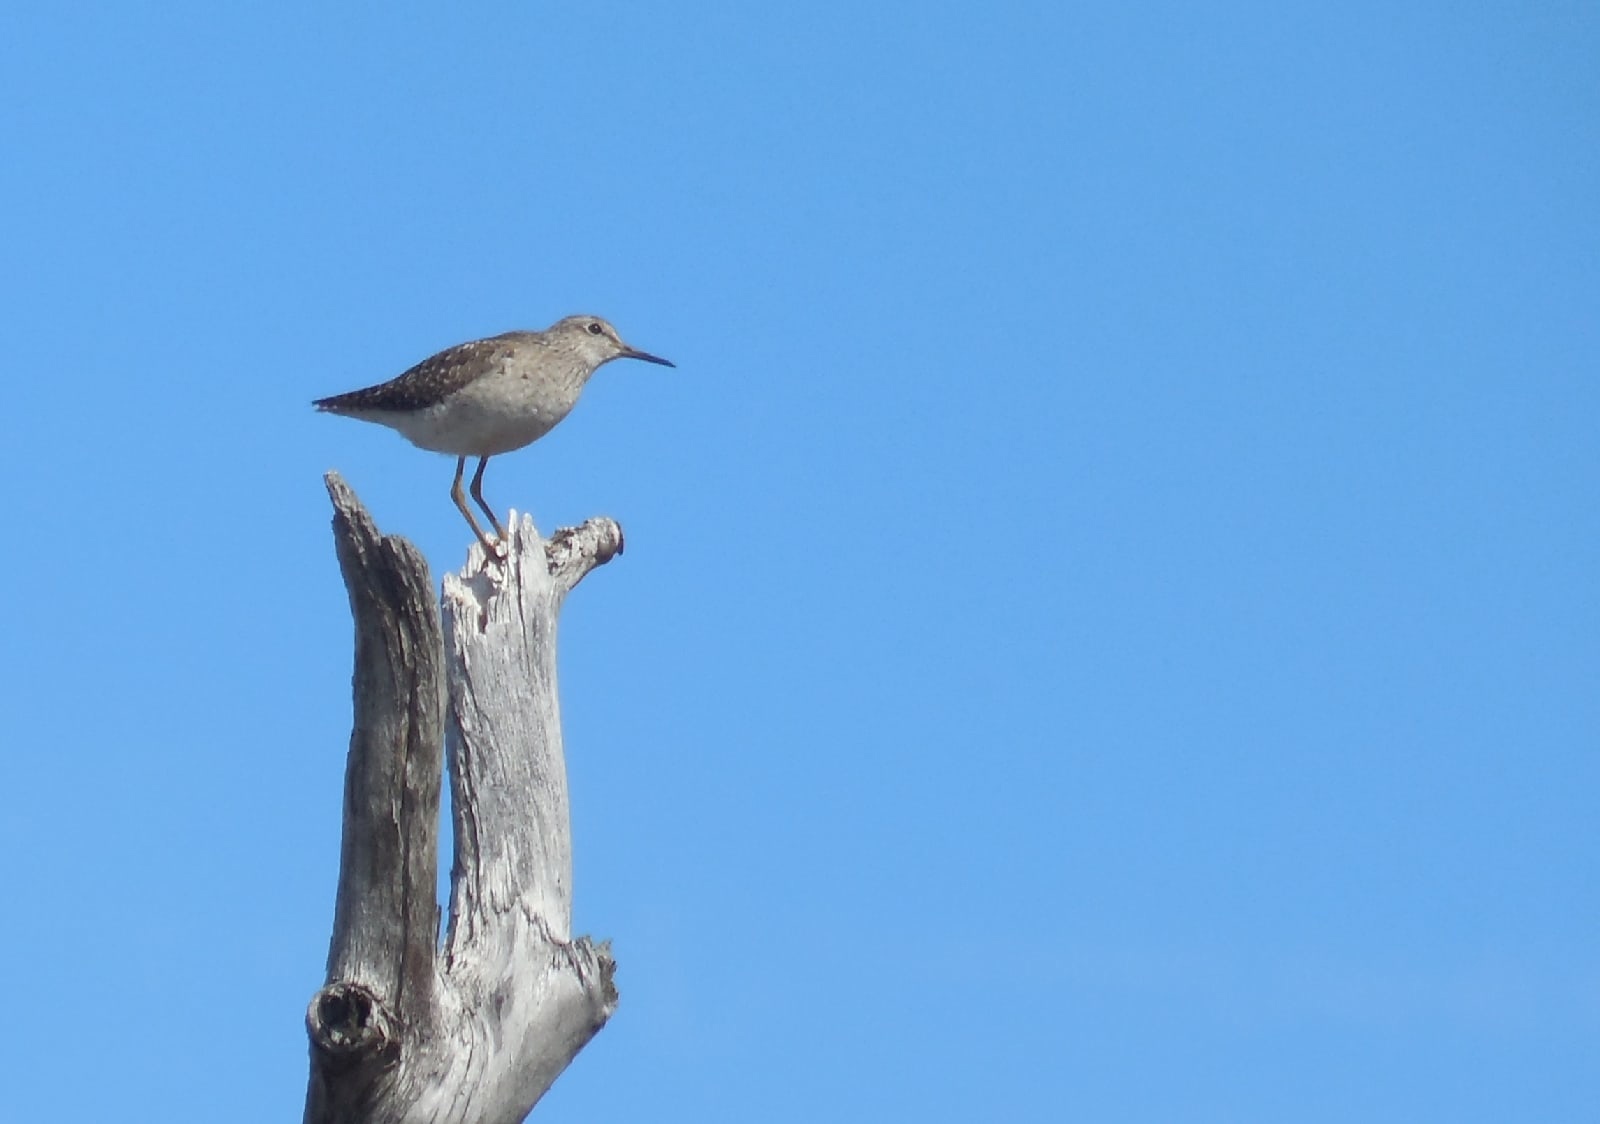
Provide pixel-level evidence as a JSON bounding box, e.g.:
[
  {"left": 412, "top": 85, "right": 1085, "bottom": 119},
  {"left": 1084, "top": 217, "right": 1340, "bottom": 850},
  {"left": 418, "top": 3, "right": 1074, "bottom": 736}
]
[{"left": 313, "top": 333, "right": 533, "bottom": 413}]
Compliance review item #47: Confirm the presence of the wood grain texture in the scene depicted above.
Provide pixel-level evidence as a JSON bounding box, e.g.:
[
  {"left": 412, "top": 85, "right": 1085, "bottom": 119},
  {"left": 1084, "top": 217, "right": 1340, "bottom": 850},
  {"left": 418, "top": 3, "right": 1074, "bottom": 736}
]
[{"left": 305, "top": 475, "right": 619, "bottom": 1124}]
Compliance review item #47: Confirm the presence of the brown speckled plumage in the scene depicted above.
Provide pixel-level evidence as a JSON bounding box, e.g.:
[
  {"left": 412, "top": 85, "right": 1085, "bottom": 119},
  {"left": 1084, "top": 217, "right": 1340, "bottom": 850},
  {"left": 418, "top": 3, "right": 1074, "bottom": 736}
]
[{"left": 313, "top": 333, "right": 538, "bottom": 415}]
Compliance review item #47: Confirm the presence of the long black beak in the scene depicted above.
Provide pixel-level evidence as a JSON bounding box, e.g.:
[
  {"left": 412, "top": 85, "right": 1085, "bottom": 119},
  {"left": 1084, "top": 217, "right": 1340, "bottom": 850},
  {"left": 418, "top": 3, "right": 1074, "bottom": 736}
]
[{"left": 622, "top": 347, "right": 675, "bottom": 368}]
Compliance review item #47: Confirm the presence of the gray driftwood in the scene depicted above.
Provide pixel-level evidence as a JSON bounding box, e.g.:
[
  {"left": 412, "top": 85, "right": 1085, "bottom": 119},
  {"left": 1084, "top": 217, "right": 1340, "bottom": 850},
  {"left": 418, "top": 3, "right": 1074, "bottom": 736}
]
[{"left": 305, "top": 473, "right": 621, "bottom": 1124}]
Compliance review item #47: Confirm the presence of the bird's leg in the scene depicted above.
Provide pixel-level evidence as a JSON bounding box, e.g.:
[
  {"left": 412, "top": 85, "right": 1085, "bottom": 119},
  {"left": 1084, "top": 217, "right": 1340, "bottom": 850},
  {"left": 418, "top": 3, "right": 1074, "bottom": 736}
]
[
  {"left": 451, "top": 455, "right": 503, "bottom": 558},
  {"left": 469, "top": 456, "right": 510, "bottom": 542}
]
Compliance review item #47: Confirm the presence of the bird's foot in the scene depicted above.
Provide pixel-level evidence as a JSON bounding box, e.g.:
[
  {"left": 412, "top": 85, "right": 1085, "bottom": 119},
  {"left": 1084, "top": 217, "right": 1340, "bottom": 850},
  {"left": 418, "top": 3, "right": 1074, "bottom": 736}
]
[{"left": 469, "top": 532, "right": 508, "bottom": 568}]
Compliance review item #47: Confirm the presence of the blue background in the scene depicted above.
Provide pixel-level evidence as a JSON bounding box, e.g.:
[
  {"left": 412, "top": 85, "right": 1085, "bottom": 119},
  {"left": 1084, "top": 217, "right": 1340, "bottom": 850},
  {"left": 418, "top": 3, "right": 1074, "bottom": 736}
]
[{"left": 1, "top": 3, "right": 1595, "bottom": 1120}]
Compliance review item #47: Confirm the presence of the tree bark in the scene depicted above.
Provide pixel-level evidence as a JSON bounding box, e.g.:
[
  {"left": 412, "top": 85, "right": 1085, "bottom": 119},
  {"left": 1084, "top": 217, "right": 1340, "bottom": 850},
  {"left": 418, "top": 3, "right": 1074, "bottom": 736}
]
[{"left": 305, "top": 473, "right": 621, "bottom": 1124}]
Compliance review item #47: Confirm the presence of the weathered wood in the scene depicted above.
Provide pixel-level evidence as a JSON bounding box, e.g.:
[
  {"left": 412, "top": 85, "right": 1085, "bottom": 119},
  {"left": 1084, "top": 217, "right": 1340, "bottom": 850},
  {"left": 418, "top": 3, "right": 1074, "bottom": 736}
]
[{"left": 305, "top": 474, "right": 620, "bottom": 1124}]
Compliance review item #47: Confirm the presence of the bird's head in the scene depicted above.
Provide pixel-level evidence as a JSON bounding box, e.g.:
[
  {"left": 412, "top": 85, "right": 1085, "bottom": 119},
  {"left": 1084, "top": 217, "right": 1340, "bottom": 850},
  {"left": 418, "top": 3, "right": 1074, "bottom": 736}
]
[{"left": 552, "top": 315, "right": 675, "bottom": 372}]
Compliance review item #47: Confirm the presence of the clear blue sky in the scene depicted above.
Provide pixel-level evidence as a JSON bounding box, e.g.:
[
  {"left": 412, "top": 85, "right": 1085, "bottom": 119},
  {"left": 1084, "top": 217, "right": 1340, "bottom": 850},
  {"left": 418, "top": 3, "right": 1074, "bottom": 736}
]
[{"left": 1, "top": 3, "right": 1595, "bottom": 1120}]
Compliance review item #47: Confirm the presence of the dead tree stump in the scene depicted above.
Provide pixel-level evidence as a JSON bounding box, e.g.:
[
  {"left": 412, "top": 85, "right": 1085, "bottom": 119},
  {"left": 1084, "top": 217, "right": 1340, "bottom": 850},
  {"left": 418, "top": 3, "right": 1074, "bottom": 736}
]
[{"left": 304, "top": 473, "right": 621, "bottom": 1124}]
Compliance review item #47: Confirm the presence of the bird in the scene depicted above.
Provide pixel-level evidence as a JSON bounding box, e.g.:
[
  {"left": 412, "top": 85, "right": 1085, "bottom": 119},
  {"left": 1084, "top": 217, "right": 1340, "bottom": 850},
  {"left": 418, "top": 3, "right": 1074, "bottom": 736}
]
[{"left": 315, "top": 315, "right": 673, "bottom": 557}]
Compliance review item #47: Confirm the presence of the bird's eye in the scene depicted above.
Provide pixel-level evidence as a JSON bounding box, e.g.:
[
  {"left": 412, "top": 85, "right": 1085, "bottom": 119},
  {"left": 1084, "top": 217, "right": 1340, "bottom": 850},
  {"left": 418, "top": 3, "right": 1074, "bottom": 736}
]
[{"left": 586, "top": 322, "right": 604, "bottom": 336}]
